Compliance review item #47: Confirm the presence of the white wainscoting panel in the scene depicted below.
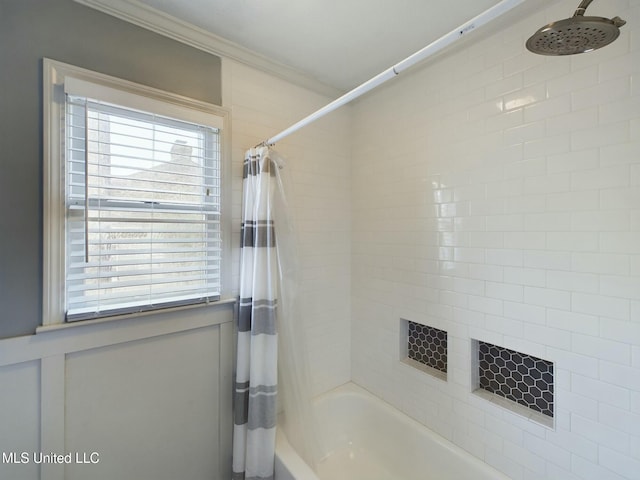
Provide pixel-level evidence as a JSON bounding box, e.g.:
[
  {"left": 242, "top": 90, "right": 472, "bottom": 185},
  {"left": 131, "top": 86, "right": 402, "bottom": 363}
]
[
  {"left": 0, "top": 360, "right": 41, "bottom": 480},
  {"left": 65, "top": 327, "right": 222, "bottom": 480},
  {"left": 0, "top": 301, "right": 234, "bottom": 480}
]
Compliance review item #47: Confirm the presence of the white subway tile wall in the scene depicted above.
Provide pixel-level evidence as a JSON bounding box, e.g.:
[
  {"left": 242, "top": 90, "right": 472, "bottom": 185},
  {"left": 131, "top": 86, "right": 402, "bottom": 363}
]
[
  {"left": 227, "top": 60, "right": 352, "bottom": 395},
  {"left": 351, "top": 0, "right": 640, "bottom": 479}
]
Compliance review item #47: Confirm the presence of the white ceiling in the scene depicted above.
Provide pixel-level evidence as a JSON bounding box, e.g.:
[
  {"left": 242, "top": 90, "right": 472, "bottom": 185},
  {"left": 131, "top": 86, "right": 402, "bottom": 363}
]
[
  {"left": 78, "top": 0, "right": 554, "bottom": 94},
  {"left": 132, "top": 0, "right": 517, "bottom": 91}
]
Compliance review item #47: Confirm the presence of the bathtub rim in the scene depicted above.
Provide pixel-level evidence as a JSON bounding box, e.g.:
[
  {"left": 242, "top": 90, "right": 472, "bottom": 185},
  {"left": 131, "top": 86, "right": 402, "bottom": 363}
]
[
  {"left": 275, "top": 381, "right": 512, "bottom": 480},
  {"left": 275, "top": 427, "right": 320, "bottom": 480}
]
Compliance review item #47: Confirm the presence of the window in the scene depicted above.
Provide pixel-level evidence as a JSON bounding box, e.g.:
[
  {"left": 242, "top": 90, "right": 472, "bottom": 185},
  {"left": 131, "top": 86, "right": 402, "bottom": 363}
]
[{"left": 43, "top": 59, "right": 230, "bottom": 324}]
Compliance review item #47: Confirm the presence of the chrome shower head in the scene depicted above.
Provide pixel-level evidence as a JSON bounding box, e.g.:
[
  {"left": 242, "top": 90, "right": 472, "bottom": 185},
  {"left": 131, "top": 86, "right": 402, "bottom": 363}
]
[{"left": 526, "top": 0, "right": 626, "bottom": 56}]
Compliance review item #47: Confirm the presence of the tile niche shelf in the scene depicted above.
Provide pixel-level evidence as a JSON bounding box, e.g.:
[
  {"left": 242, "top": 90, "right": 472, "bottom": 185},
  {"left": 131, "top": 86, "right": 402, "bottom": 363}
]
[
  {"left": 400, "top": 319, "right": 447, "bottom": 381},
  {"left": 472, "top": 339, "right": 554, "bottom": 428}
]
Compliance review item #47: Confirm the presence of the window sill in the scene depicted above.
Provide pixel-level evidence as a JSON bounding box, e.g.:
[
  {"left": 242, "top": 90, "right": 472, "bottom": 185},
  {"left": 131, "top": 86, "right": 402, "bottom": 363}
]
[{"left": 37, "top": 297, "right": 236, "bottom": 335}]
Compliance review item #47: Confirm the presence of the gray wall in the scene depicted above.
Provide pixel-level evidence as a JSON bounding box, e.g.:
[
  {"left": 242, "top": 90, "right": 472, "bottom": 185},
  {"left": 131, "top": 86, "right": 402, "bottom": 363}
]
[{"left": 0, "top": 0, "right": 222, "bottom": 338}]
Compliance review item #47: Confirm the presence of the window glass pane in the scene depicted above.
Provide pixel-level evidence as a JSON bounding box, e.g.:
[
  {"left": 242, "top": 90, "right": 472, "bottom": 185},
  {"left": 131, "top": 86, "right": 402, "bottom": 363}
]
[{"left": 65, "top": 96, "right": 222, "bottom": 320}]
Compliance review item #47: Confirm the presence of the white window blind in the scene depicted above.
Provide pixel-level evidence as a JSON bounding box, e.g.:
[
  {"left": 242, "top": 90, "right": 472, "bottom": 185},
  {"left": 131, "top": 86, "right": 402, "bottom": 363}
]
[{"left": 65, "top": 94, "right": 222, "bottom": 321}]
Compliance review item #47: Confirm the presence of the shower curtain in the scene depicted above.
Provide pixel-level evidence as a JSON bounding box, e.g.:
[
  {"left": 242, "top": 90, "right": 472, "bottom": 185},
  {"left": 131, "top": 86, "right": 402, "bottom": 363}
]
[
  {"left": 233, "top": 147, "right": 279, "bottom": 480},
  {"left": 233, "top": 146, "right": 319, "bottom": 479}
]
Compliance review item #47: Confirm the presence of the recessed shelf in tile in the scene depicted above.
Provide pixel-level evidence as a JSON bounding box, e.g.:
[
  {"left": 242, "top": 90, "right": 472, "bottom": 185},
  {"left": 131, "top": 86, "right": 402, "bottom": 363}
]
[
  {"left": 401, "top": 319, "right": 447, "bottom": 380},
  {"left": 474, "top": 340, "right": 554, "bottom": 426}
]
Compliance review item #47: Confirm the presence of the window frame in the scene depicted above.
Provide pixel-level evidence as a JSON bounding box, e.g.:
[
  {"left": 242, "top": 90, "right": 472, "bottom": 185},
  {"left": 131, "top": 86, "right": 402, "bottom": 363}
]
[{"left": 43, "top": 58, "right": 232, "bottom": 326}]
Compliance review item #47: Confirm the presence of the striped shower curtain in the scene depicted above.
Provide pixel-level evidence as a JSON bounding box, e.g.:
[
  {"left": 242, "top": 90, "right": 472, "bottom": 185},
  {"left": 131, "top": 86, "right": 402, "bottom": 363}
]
[{"left": 232, "top": 147, "right": 279, "bottom": 480}]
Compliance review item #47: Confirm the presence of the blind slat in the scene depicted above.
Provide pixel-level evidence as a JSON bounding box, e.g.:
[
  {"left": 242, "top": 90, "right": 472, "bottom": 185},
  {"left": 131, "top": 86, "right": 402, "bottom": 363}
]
[
  {"left": 68, "top": 248, "right": 222, "bottom": 259},
  {"left": 68, "top": 267, "right": 221, "bottom": 281},
  {"left": 68, "top": 273, "right": 221, "bottom": 293},
  {"left": 70, "top": 183, "right": 217, "bottom": 200},
  {"left": 68, "top": 158, "right": 219, "bottom": 181},
  {"left": 68, "top": 290, "right": 218, "bottom": 307},
  {"left": 68, "top": 202, "right": 220, "bottom": 216},
  {"left": 66, "top": 295, "right": 221, "bottom": 322}
]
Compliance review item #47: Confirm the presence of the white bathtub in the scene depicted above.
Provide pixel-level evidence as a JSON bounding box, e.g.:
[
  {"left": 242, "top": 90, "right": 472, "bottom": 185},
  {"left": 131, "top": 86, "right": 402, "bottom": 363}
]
[{"left": 275, "top": 382, "right": 511, "bottom": 480}]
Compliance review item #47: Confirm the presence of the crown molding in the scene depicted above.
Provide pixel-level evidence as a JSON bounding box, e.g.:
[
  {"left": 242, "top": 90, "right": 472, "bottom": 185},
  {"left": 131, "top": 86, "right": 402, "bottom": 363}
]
[{"left": 73, "top": 0, "right": 342, "bottom": 98}]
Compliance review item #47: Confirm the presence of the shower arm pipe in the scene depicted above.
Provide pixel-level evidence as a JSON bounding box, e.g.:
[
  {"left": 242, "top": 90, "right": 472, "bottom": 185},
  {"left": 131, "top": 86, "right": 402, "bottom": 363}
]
[
  {"left": 256, "top": 0, "right": 526, "bottom": 147},
  {"left": 574, "top": 0, "right": 594, "bottom": 16}
]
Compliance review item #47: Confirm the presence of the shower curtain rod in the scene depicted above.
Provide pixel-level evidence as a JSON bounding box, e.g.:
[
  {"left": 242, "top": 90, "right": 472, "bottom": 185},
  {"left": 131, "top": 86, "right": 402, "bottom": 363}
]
[{"left": 255, "top": 0, "right": 526, "bottom": 148}]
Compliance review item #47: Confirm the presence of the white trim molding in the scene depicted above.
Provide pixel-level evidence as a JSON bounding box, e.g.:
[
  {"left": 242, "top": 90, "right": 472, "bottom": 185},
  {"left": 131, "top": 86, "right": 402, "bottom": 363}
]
[
  {"left": 42, "top": 58, "right": 233, "bottom": 326},
  {"left": 73, "top": 0, "right": 342, "bottom": 98}
]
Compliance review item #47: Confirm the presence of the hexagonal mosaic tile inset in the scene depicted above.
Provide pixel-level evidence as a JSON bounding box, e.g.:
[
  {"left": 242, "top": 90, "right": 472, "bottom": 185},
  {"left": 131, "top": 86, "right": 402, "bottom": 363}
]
[
  {"left": 478, "top": 341, "right": 554, "bottom": 418},
  {"left": 407, "top": 321, "right": 447, "bottom": 374}
]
